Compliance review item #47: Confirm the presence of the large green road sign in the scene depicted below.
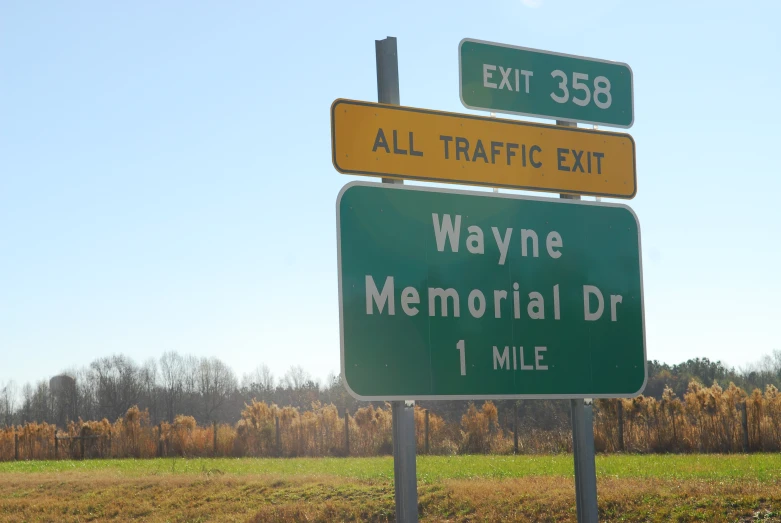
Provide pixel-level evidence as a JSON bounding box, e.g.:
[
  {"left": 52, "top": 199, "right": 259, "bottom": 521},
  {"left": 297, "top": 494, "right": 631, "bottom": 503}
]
[
  {"left": 337, "top": 182, "right": 646, "bottom": 400},
  {"left": 460, "top": 38, "right": 634, "bottom": 128}
]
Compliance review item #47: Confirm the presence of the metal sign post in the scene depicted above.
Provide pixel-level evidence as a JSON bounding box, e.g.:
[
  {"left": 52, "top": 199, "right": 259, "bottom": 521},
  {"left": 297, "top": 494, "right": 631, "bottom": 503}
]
[
  {"left": 571, "top": 398, "right": 599, "bottom": 522},
  {"left": 376, "top": 35, "right": 419, "bottom": 523},
  {"left": 557, "top": 118, "right": 599, "bottom": 523}
]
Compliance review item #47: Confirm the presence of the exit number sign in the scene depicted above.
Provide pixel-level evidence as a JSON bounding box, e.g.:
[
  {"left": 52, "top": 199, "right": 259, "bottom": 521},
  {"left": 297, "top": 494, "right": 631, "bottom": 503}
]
[{"left": 459, "top": 38, "right": 634, "bottom": 128}]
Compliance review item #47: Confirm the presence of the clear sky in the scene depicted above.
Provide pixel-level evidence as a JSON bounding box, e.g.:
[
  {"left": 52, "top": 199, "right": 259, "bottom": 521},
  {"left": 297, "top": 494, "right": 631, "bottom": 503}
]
[{"left": 1, "top": 1, "right": 779, "bottom": 388}]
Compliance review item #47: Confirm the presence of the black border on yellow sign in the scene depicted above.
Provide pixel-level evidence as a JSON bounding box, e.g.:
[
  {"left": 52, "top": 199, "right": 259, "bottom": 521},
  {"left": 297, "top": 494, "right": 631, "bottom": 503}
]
[{"left": 330, "top": 98, "right": 637, "bottom": 199}]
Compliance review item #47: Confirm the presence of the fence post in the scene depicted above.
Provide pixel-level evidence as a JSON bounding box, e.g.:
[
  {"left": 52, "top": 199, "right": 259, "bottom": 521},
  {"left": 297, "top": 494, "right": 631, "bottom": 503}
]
[
  {"left": 514, "top": 405, "right": 519, "bottom": 454},
  {"left": 617, "top": 400, "right": 625, "bottom": 452},
  {"left": 275, "top": 416, "right": 281, "bottom": 457},
  {"left": 213, "top": 421, "right": 218, "bottom": 457},
  {"left": 80, "top": 427, "right": 86, "bottom": 460},
  {"left": 54, "top": 433, "right": 59, "bottom": 460},
  {"left": 14, "top": 433, "right": 18, "bottom": 461},
  {"left": 424, "top": 409, "right": 430, "bottom": 455},
  {"left": 344, "top": 408, "right": 350, "bottom": 456},
  {"left": 741, "top": 401, "right": 749, "bottom": 452}
]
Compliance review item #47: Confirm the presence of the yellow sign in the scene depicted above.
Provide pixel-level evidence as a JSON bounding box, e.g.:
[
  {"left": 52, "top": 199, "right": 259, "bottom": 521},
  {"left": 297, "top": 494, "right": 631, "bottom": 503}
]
[{"left": 331, "top": 99, "right": 636, "bottom": 199}]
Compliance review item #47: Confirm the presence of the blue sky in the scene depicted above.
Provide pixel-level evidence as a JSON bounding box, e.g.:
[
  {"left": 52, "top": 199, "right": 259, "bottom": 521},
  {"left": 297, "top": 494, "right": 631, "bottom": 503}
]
[{"left": 1, "top": 1, "right": 779, "bottom": 388}]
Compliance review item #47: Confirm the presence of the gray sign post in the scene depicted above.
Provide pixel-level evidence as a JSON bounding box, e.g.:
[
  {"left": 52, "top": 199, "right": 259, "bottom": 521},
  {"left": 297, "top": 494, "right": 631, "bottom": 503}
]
[
  {"left": 375, "top": 35, "right": 419, "bottom": 523},
  {"left": 556, "top": 116, "right": 599, "bottom": 523},
  {"left": 572, "top": 399, "right": 599, "bottom": 522}
]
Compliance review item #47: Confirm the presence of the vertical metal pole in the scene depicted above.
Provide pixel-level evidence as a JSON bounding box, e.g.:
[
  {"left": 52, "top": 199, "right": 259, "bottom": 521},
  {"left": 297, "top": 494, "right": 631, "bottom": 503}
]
[
  {"left": 376, "top": 37, "right": 402, "bottom": 187},
  {"left": 571, "top": 399, "right": 598, "bottom": 522},
  {"left": 376, "top": 37, "right": 400, "bottom": 106},
  {"left": 741, "top": 401, "right": 749, "bottom": 452},
  {"left": 617, "top": 400, "right": 624, "bottom": 452},
  {"left": 14, "top": 433, "right": 18, "bottom": 461},
  {"left": 392, "top": 401, "right": 418, "bottom": 523},
  {"left": 557, "top": 119, "right": 597, "bottom": 522},
  {"left": 513, "top": 404, "right": 519, "bottom": 454},
  {"left": 377, "top": 36, "right": 417, "bottom": 523}
]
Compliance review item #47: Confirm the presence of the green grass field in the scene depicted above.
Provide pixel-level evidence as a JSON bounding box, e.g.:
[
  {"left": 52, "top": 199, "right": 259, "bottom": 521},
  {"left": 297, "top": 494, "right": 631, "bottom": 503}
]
[
  {"left": 1, "top": 454, "right": 780, "bottom": 522},
  {"left": 2, "top": 453, "right": 781, "bottom": 482}
]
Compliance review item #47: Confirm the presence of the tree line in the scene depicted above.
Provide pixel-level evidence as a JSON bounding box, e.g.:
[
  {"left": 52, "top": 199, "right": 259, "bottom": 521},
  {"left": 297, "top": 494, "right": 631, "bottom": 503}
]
[{"left": 1, "top": 350, "right": 779, "bottom": 433}]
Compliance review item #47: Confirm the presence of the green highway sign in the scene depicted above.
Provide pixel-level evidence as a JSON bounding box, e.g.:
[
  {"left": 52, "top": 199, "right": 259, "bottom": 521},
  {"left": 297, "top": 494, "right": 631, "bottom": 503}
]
[
  {"left": 337, "top": 182, "right": 646, "bottom": 400},
  {"left": 460, "top": 38, "right": 634, "bottom": 128}
]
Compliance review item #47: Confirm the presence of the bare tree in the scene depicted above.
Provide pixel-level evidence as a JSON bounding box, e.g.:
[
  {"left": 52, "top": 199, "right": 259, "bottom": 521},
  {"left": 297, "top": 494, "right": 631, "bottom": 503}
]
[
  {"left": 181, "top": 354, "right": 200, "bottom": 415},
  {"left": 198, "top": 357, "right": 237, "bottom": 422},
  {"left": 242, "top": 364, "right": 275, "bottom": 401},
  {"left": 140, "top": 358, "right": 159, "bottom": 423},
  {"left": 90, "top": 355, "right": 142, "bottom": 420},
  {"left": 19, "top": 382, "right": 33, "bottom": 423},
  {"left": 0, "top": 381, "right": 17, "bottom": 427},
  {"left": 75, "top": 366, "right": 97, "bottom": 421},
  {"left": 31, "top": 380, "right": 51, "bottom": 422},
  {"left": 159, "top": 351, "right": 185, "bottom": 422},
  {"left": 283, "top": 365, "right": 311, "bottom": 390},
  {"left": 282, "top": 365, "right": 319, "bottom": 409}
]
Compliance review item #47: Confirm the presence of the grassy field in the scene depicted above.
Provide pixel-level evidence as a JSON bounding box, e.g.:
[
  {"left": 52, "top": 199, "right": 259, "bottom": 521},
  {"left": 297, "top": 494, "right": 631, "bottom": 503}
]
[{"left": 1, "top": 454, "right": 780, "bottom": 522}]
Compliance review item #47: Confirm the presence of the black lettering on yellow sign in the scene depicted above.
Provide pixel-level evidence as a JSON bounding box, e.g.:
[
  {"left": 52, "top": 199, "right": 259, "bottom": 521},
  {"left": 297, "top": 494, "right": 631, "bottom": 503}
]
[
  {"left": 372, "top": 129, "right": 610, "bottom": 174},
  {"left": 372, "top": 128, "right": 423, "bottom": 157},
  {"left": 556, "top": 148, "right": 605, "bottom": 174},
  {"left": 332, "top": 99, "right": 637, "bottom": 199},
  {"left": 372, "top": 127, "right": 608, "bottom": 173},
  {"left": 438, "top": 136, "right": 544, "bottom": 169}
]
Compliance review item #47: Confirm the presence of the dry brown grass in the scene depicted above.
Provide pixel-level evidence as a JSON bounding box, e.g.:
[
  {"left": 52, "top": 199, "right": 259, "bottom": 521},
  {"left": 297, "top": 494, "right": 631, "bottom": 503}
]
[
  {"left": 0, "top": 472, "right": 377, "bottom": 522},
  {"left": 2, "top": 471, "right": 780, "bottom": 522},
  {"left": 595, "top": 382, "right": 781, "bottom": 454},
  {"left": 8, "top": 381, "right": 781, "bottom": 462},
  {"left": 440, "top": 477, "right": 781, "bottom": 522}
]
